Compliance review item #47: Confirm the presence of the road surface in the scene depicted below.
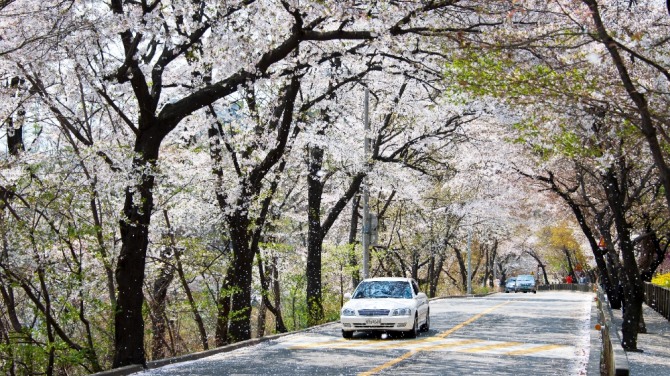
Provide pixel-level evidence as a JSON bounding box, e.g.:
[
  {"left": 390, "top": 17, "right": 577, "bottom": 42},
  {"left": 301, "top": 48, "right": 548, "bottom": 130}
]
[{"left": 133, "top": 291, "right": 593, "bottom": 375}]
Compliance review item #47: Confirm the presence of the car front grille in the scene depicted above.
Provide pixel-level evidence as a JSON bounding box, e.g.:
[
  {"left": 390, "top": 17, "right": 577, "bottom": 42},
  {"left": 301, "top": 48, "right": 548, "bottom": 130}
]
[
  {"left": 357, "top": 309, "right": 390, "bottom": 316},
  {"left": 353, "top": 323, "right": 395, "bottom": 328}
]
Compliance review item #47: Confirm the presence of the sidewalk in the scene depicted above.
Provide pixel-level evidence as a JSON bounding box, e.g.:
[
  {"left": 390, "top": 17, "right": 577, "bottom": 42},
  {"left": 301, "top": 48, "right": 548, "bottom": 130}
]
[{"left": 610, "top": 303, "right": 670, "bottom": 375}]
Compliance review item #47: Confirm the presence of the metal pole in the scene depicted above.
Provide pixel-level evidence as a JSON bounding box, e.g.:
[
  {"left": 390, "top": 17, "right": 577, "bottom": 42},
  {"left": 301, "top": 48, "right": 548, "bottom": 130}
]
[
  {"left": 467, "top": 229, "right": 472, "bottom": 295},
  {"left": 362, "top": 88, "right": 370, "bottom": 279}
]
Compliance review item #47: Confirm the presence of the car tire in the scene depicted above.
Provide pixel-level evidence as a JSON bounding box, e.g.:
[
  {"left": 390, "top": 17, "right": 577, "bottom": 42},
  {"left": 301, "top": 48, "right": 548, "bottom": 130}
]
[
  {"left": 421, "top": 311, "right": 430, "bottom": 332},
  {"left": 533, "top": 290, "right": 537, "bottom": 294},
  {"left": 342, "top": 330, "right": 353, "bottom": 339},
  {"left": 406, "top": 315, "right": 419, "bottom": 338}
]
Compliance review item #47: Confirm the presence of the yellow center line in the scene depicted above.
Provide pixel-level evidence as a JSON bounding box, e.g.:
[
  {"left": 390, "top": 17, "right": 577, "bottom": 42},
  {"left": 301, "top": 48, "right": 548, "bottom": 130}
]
[
  {"left": 372, "top": 337, "right": 482, "bottom": 351},
  {"left": 415, "top": 338, "right": 482, "bottom": 351},
  {"left": 460, "top": 341, "right": 523, "bottom": 353},
  {"left": 505, "top": 344, "right": 566, "bottom": 356},
  {"left": 371, "top": 336, "right": 446, "bottom": 350},
  {"left": 288, "top": 339, "right": 380, "bottom": 350},
  {"left": 358, "top": 301, "right": 511, "bottom": 376}
]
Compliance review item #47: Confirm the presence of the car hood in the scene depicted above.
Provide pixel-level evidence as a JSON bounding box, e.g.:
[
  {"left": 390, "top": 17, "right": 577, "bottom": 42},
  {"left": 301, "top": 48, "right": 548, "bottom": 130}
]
[{"left": 343, "top": 298, "right": 415, "bottom": 311}]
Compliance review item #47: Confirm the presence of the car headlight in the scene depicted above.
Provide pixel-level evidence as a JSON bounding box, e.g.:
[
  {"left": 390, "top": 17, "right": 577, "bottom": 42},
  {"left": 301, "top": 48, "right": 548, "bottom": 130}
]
[
  {"left": 341, "top": 308, "right": 356, "bottom": 316},
  {"left": 392, "top": 307, "right": 412, "bottom": 316}
]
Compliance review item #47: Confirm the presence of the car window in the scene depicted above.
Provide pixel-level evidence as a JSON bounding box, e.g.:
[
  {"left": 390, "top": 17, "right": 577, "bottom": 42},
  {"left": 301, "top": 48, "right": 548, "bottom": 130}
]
[{"left": 352, "top": 281, "right": 413, "bottom": 299}]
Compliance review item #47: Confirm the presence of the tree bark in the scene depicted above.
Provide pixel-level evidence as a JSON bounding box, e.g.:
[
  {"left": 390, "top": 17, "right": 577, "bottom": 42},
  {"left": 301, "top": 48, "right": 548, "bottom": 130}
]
[
  {"left": 348, "top": 196, "right": 361, "bottom": 288},
  {"left": 603, "top": 167, "right": 644, "bottom": 351},
  {"left": 306, "top": 143, "right": 325, "bottom": 325},
  {"left": 215, "top": 273, "right": 232, "bottom": 347},
  {"left": 305, "top": 130, "right": 366, "bottom": 325},
  {"left": 227, "top": 212, "right": 255, "bottom": 342},
  {"left": 6, "top": 77, "right": 24, "bottom": 156},
  {"left": 257, "top": 300, "right": 267, "bottom": 338},
  {"left": 149, "top": 249, "right": 176, "bottom": 360},
  {"left": 113, "top": 129, "right": 163, "bottom": 367}
]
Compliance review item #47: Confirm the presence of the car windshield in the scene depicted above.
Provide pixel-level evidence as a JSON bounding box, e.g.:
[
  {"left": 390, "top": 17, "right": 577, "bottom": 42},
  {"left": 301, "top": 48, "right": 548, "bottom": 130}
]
[
  {"left": 517, "top": 276, "right": 534, "bottom": 282},
  {"left": 352, "top": 281, "right": 412, "bottom": 299}
]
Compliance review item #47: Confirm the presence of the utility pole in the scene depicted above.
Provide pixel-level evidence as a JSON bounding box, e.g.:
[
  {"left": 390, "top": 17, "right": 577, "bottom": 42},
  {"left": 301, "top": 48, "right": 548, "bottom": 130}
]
[
  {"left": 362, "top": 88, "right": 370, "bottom": 279},
  {"left": 467, "top": 228, "right": 472, "bottom": 295}
]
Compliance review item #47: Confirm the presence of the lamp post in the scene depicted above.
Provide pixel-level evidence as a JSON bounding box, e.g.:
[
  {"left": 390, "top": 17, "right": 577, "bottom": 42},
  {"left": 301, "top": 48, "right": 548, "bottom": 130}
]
[
  {"left": 362, "top": 87, "right": 370, "bottom": 279},
  {"left": 467, "top": 228, "right": 472, "bottom": 295}
]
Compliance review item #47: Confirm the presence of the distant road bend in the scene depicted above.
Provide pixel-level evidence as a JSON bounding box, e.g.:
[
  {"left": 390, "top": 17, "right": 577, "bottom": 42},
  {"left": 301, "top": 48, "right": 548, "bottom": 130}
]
[{"left": 132, "top": 291, "right": 593, "bottom": 376}]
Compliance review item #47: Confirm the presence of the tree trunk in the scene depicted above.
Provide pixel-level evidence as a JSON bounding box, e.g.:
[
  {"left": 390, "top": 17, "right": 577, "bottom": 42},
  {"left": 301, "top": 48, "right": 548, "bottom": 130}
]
[
  {"left": 149, "top": 250, "right": 176, "bottom": 360},
  {"left": 428, "top": 254, "right": 444, "bottom": 298},
  {"left": 305, "top": 135, "right": 366, "bottom": 326},
  {"left": 638, "top": 223, "right": 667, "bottom": 282},
  {"left": 271, "top": 257, "right": 287, "bottom": 333},
  {"left": 563, "top": 248, "right": 577, "bottom": 281},
  {"left": 215, "top": 273, "right": 232, "bottom": 347},
  {"left": 114, "top": 132, "right": 162, "bottom": 367},
  {"left": 306, "top": 144, "right": 325, "bottom": 326},
  {"left": 348, "top": 196, "right": 361, "bottom": 288},
  {"left": 539, "top": 264, "right": 549, "bottom": 285},
  {"left": 603, "top": 167, "right": 644, "bottom": 351},
  {"left": 175, "top": 249, "right": 209, "bottom": 350},
  {"left": 227, "top": 212, "right": 255, "bottom": 342},
  {"left": 453, "top": 247, "right": 467, "bottom": 293},
  {"left": 256, "top": 252, "right": 287, "bottom": 333},
  {"left": 6, "top": 76, "right": 24, "bottom": 156},
  {"left": 257, "top": 300, "right": 266, "bottom": 338}
]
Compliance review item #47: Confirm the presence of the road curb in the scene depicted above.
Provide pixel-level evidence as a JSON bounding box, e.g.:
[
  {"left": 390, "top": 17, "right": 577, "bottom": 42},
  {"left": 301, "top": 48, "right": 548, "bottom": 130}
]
[{"left": 588, "top": 294, "right": 602, "bottom": 375}]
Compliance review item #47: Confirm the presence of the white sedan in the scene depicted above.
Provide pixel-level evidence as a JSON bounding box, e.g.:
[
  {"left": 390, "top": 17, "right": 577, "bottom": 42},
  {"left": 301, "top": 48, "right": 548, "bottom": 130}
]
[{"left": 340, "top": 277, "right": 430, "bottom": 339}]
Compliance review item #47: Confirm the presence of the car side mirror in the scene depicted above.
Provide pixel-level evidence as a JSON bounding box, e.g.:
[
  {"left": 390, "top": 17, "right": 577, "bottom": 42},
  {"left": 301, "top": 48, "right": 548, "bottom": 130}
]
[
  {"left": 344, "top": 292, "right": 352, "bottom": 300},
  {"left": 416, "top": 292, "right": 427, "bottom": 299}
]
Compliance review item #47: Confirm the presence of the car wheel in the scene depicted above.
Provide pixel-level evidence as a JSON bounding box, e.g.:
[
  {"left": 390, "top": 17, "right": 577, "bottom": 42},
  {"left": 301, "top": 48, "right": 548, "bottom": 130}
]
[
  {"left": 421, "top": 311, "right": 430, "bottom": 332},
  {"left": 406, "top": 315, "right": 419, "bottom": 338},
  {"left": 342, "top": 330, "right": 353, "bottom": 339},
  {"left": 533, "top": 290, "right": 537, "bottom": 294}
]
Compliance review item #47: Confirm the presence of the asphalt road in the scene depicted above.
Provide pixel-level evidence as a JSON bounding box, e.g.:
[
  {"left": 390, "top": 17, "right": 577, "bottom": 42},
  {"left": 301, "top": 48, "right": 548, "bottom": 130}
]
[{"left": 133, "top": 291, "right": 593, "bottom": 376}]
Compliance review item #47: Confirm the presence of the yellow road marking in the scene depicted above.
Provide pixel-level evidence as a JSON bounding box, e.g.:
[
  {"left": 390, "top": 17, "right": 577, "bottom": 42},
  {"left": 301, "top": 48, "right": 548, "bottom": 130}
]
[
  {"left": 415, "top": 338, "right": 482, "bottom": 351},
  {"left": 373, "top": 337, "right": 481, "bottom": 351},
  {"left": 461, "top": 341, "right": 523, "bottom": 353},
  {"left": 288, "top": 339, "right": 379, "bottom": 350},
  {"left": 358, "top": 301, "right": 511, "bottom": 376},
  {"left": 505, "top": 344, "right": 566, "bottom": 356},
  {"left": 371, "top": 336, "right": 445, "bottom": 350}
]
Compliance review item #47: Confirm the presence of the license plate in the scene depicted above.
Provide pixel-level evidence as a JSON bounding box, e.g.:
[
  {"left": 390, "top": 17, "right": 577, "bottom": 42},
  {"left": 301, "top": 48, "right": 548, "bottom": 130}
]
[{"left": 365, "top": 318, "right": 381, "bottom": 325}]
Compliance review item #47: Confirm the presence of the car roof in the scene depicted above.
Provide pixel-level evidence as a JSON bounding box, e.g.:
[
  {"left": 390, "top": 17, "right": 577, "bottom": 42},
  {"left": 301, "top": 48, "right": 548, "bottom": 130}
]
[
  {"left": 360, "top": 277, "right": 413, "bottom": 282},
  {"left": 517, "top": 275, "right": 534, "bottom": 279}
]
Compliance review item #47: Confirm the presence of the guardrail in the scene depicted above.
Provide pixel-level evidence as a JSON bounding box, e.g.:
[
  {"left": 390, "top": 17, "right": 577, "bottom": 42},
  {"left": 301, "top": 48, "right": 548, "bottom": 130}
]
[{"left": 644, "top": 282, "right": 670, "bottom": 321}]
